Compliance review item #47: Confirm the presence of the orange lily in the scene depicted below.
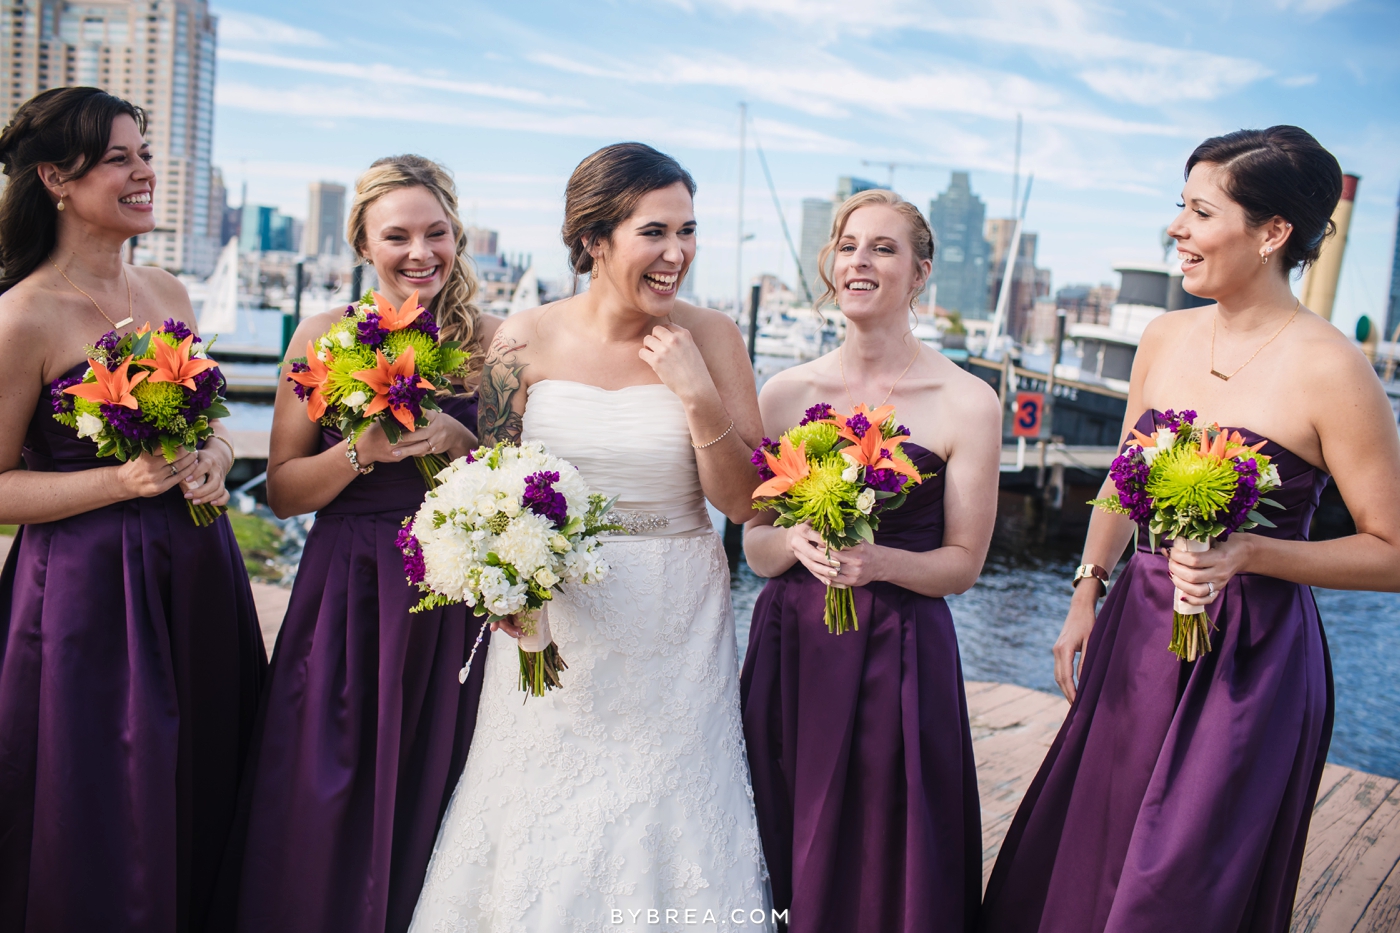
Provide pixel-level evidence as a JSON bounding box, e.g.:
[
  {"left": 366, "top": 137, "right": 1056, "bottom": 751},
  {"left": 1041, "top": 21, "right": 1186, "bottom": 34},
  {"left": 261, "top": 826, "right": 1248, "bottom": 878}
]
[
  {"left": 372, "top": 290, "right": 425, "bottom": 332},
  {"left": 64, "top": 356, "right": 147, "bottom": 409},
  {"left": 147, "top": 334, "right": 219, "bottom": 391},
  {"left": 1128, "top": 427, "right": 1158, "bottom": 448},
  {"left": 824, "top": 403, "right": 897, "bottom": 443},
  {"left": 135, "top": 322, "right": 151, "bottom": 336},
  {"left": 840, "top": 425, "right": 922, "bottom": 484},
  {"left": 287, "top": 341, "right": 332, "bottom": 421},
  {"left": 1220, "top": 429, "right": 1268, "bottom": 461},
  {"left": 352, "top": 345, "right": 434, "bottom": 432},
  {"left": 753, "top": 437, "right": 811, "bottom": 498}
]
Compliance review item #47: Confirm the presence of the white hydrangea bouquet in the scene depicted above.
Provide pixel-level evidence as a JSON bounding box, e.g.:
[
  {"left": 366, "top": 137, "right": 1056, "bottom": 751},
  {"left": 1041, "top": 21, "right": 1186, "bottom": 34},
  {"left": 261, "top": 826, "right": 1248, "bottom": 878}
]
[{"left": 397, "top": 442, "right": 619, "bottom": 696}]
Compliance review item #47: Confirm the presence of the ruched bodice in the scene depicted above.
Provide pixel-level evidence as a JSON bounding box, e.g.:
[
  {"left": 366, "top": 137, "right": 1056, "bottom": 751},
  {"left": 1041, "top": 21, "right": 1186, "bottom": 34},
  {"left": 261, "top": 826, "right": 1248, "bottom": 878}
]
[
  {"left": 316, "top": 392, "right": 478, "bottom": 516},
  {"left": 521, "top": 379, "right": 710, "bottom": 537},
  {"left": 1127, "top": 409, "right": 1328, "bottom": 553},
  {"left": 872, "top": 443, "right": 946, "bottom": 551}
]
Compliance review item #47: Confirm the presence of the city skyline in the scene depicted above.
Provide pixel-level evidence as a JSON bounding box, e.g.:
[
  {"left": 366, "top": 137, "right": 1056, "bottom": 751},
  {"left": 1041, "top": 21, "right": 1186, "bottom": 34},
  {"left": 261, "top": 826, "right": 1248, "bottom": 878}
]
[{"left": 208, "top": 2, "right": 1390, "bottom": 332}]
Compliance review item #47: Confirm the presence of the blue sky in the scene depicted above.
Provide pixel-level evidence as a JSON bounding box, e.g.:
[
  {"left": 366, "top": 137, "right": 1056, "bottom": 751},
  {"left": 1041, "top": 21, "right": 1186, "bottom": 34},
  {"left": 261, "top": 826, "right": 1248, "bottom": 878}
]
[{"left": 210, "top": 0, "right": 1399, "bottom": 333}]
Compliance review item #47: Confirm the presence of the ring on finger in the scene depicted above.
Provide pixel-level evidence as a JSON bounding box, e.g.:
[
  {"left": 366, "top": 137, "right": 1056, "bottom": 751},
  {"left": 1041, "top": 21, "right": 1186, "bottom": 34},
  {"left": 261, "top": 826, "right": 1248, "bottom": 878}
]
[
  {"left": 169, "top": 463, "right": 178, "bottom": 476},
  {"left": 1207, "top": 581, "right": 1215, "bottom": 597}
]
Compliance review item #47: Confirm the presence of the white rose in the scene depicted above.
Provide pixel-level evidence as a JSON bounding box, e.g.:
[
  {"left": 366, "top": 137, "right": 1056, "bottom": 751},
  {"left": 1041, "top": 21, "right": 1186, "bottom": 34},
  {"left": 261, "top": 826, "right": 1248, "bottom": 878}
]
[
  {"left": 501, "top": 498, "right": 521, "bottom": 517},
  {"left": 841, "top": 465, "right": 860, "bottom": 483},
  {"left": 75, "top": 412, "right": 104, "bottom": 439},
  {"left": 1154, "top": 428, "right": 1177, "bottom": 451},
  {"left": 533, "top": 568, "right": 559, "bottom": 588},
  {"left": 316, "top": 350, "right": 329, "bottom": 362},
  {"left": 336, "top": 330, "right": 354, "bottom": 348},
  {"left": 1263, "top": 464, "right": 1281, "bottom": 489},
  {"left": 856, "top": 488, "right": 876, "bottom": 514},
  {"left": 549, "top": 533, "right": 569, "bottom": 553},
  {"left": 318, "top": 336, "right": 332, "bottom": 351},
  {"left": 344, "top": 390, "right": 368, "bottom": 410},
  {"left": 1141, "top": 446, "right": 1161, "bottom": 466}
]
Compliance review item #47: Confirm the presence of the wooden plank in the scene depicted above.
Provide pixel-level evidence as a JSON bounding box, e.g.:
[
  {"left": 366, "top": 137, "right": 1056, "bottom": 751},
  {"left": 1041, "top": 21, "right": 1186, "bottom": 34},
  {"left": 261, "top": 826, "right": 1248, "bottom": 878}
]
[
  {"left": 1291, "top": 779, "right": 1400, "bottom": 932},
  {"left": 251, "top": 581, "right": 290, "bottom": 658},
  {"left": 1292, "top": 769, "right": 1400, "bottom": 928},
  {"left": 1353, "top": 851, "right": 1400, "bottom": 933}
]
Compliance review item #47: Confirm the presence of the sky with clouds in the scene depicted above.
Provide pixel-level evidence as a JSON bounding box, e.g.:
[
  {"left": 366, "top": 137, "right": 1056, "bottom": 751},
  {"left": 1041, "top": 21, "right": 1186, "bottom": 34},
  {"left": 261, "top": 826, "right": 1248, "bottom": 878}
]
[{"left": 210, "top": 0, "right": 1399, "bottom": 333}]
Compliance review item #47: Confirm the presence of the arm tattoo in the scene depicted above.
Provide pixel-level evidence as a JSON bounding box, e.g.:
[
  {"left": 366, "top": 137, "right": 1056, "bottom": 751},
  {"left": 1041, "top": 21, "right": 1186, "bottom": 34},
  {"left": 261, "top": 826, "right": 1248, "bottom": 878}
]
[{"left": 477, "top": 333, "right": 527, "bottom": 446}]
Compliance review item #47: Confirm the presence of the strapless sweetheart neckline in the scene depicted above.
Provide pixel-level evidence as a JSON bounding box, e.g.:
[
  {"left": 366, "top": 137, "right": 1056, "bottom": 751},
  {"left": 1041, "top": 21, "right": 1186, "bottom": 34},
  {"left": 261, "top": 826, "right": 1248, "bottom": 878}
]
[
  {"left": 1143, "top": 408, "right": 1321, "bottom": 474},
  {"left": 528, "top": 378, "right": 670, "bottom": 394}
]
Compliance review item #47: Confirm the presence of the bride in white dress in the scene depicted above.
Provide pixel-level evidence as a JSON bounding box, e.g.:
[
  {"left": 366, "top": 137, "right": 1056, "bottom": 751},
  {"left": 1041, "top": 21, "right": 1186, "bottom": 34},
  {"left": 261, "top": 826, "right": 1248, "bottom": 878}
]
[{"left": 410, "top": 144, "right": 773, "bottom": 932}]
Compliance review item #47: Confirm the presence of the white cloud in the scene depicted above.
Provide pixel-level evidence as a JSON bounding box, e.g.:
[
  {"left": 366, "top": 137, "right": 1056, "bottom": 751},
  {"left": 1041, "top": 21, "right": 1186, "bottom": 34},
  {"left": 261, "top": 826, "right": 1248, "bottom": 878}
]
[
  {"left": 1279, "top": 74, "right": 1320, "bottom": 88},
  {"left": 218, "top": 49, "right": 580, "bottom": 108},
  {"left": 1272, "top": 0, "right": 1355, "bottom": 13},
  {"left": 214, "top": 10, "right": 330, "bottom": 47}
]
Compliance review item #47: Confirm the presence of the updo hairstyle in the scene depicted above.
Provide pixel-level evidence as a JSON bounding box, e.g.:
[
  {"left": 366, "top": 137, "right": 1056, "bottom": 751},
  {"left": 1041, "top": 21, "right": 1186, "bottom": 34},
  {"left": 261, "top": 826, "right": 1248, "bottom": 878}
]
[{"left": 815, "top": 188, "right": 936, "bottom": 311}]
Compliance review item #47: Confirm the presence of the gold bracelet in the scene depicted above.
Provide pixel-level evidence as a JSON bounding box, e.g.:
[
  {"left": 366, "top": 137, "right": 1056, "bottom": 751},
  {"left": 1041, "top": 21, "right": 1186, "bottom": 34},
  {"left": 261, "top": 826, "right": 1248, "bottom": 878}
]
[
  {"left": 692, "top": 419, "right": 734, "bottom": 450},
  {"left": 207, "top": 434, "right": 236, "bottom": 463}
]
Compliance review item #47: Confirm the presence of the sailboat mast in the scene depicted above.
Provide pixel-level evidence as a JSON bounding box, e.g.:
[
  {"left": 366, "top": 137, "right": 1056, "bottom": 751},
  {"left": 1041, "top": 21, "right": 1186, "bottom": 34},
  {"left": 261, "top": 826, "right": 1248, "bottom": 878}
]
[{"left": 735, "top": 101, "right": 747, "bottom": 330}]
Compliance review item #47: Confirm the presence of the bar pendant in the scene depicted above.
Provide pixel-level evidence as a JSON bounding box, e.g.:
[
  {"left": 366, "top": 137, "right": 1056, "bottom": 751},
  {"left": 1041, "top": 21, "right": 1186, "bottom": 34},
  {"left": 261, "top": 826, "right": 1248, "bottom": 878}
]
[{"left": 114, "top": 317, "right": 134, "bottom": 328}]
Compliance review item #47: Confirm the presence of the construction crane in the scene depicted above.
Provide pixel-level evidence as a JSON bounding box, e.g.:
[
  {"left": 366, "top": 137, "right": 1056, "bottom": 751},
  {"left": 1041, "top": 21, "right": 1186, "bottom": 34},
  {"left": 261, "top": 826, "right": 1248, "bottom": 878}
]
[{"left": 861, "top": 160, "right": 941, "bottom": 189}]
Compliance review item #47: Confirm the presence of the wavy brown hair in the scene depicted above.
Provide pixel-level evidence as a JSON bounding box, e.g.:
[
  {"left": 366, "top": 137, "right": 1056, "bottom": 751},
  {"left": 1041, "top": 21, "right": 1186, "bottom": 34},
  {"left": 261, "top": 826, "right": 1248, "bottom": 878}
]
[
  {"left": 815, "top": 188, "right": 936, "bottom": 312},
  {"left": 347, "top": 154, "right": 484, "bottom": 373},
  {"left": 0, "top": 87, "right": 146, "bottom": 294}
]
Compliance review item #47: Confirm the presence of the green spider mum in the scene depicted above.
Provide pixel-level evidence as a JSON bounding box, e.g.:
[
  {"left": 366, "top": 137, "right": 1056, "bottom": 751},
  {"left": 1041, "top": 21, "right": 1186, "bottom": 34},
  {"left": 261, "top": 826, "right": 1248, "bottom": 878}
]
[
  {"left": 784, "top": 422, "right": 840, "bottom": 458},
  {"left": 384, "top": 329, "right": 439, "bottom": 370},
  {"left": 787, "top": 457, "right": 856, "bottom": 536},
  {"left": 132, "top": 379, "right": 187, "bottom": 428},
  {"left": 1145, "top": 442, "right": 1237, "bottom": 519}
]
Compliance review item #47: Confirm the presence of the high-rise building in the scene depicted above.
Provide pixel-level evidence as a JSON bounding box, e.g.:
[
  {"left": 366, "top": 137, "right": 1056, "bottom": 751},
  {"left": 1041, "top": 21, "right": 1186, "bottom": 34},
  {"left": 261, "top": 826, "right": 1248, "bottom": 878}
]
[
  {"left": 985, "top": 220, "right": 1051, "bottom": 341},
  {"left": 239, "top": 204, "right": 295, "bottom": 253},
  {"left": 303, "top": 181, "right": 346, "bottom": 257},
  {"left": 1387, "top": 187, "right": 1400, "bottom": 343},
  {"left": 1, "top": 1, "right": 220, "bottom": 275},
  {"left": 835, "top": 176, "right": 884, "bottom": 202},
  {"left": 466, "top": 226, "right": 498, "bottom": 258},
  {"left": 927, "top": 172, "right": 990, "bottom": 319},
  {"left": 798, "top": 198, "right": 833, "bottom": 302}
]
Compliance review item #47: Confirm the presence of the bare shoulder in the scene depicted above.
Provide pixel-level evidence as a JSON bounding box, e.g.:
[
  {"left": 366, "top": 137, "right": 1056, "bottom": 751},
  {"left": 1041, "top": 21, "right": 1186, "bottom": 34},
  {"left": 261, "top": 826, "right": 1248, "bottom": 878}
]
[
  {"left": 1291, "top": 312, "right": 1383, "bottom": 390},
  {"left": 757, "top": 355, "right": 830, "bottom": 431},
  {"left": 1141, "top": 303, "right": 1208, "bottom": 349},
  {"left": 284, "top": 309, "right": 343, "bottom": 360},
  {"left": 673, "top": 301, "right": 742, "bottom": 338},
  {"left": 0, "top": 278, "right": 51, "bottom": 339},
  {"left": 131, "top": 265, "right": 196, "bottom": 320},
  {"left": 475, "top": 312, "right": 506, "bottom": 349}
]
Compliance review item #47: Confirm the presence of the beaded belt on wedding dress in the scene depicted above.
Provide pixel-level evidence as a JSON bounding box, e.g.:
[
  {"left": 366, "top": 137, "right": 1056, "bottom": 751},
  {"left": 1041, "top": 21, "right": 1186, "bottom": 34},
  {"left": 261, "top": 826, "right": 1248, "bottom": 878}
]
[{"left": 608, "top": 509, "right": 672, "bottom": 536}]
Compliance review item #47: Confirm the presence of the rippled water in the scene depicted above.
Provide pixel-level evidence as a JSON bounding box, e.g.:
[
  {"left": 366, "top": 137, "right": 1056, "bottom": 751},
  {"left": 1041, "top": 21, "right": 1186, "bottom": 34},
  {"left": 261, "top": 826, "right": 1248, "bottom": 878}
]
[{"left": 730, "top": 546, "right": 1400, "bottom": 780}]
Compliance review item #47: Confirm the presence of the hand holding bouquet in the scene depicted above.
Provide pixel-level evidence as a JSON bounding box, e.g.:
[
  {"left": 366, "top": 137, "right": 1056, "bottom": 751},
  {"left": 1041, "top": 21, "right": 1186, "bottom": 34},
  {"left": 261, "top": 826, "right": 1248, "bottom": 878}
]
[
  {"left": 397, "top": 442, "right": 618, "bottom": 696},
  {"left": 1091, "top": 409, "right": 1284, "bottom": 661},
  {"left": 286, "top": 290, "right": 470, "bottom": 488},
  {"left": 751, "top": 402, "right": 927, "bottom": 634},
  {"left": 52, "top": 319, "right": 230, "bottom": 526}
]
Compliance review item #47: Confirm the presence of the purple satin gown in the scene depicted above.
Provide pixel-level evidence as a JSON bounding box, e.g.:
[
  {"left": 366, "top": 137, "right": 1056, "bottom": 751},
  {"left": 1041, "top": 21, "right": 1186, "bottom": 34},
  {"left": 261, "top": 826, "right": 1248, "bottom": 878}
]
[
  {"left": 0, "top": 362, "right": 267, "bottom": 932},
  {"left": 979, "top": 411, "right": 1333, "bottom": 933},
  {"left": 224, "top": 394, "right": 488, "bottom": 933},
  {"left": 741, "top": 445, "right": 982, "bottom": 933}
]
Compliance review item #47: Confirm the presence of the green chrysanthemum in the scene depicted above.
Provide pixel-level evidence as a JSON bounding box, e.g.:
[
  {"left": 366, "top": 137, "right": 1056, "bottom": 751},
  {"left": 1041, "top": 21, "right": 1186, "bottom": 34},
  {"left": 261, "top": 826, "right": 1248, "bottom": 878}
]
[
  {"left": 384, "top": 329, "right": 439, "bottom": 370},
  {"left": 784, "top": 422, "right": 839, "bottom": 458},
  {"left": 787, "top": 458, "right": 856, "bottom": 535},
  {"left": 1145, "top": 442, "right": 1237, "bottom": 518},
  {"left": 132, "top": 379, "right": 187, "bottom": 427}
]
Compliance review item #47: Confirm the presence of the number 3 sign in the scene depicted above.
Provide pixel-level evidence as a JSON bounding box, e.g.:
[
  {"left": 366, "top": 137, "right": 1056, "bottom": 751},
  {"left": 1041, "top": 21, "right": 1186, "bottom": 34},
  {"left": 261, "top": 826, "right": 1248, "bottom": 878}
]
[{"left": 1013, "top": 391, "right": 1044, "bottom": 438}]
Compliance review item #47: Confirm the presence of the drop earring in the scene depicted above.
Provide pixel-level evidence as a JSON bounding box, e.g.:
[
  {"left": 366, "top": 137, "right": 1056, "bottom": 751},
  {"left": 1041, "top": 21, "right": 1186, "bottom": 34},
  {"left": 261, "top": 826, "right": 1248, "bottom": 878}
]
[{"left": 55, "top": 195, "right": 65, "bottom": 212}]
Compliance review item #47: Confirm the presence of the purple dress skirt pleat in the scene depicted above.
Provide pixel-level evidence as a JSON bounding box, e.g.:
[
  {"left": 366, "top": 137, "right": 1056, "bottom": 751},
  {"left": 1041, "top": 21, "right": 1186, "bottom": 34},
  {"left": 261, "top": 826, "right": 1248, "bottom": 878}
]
[
  {"left": 741, "top": 445, "right": 982, "bottom": 933},
  {"left": 978, "top": 412, "right": 1334, "bottom": 933},
  {"left": 218, "top": 394, "right": 487, "bottom": 933},
  {"left": 0, "top": 366, "right": 268, "bottom": 932}
]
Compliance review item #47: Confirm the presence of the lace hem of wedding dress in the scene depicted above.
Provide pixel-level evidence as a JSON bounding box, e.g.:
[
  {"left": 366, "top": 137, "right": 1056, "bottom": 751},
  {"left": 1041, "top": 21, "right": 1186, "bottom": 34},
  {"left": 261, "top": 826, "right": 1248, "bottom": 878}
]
[{"left": 410, "top": 533, "right": 772, "bottom": 933}]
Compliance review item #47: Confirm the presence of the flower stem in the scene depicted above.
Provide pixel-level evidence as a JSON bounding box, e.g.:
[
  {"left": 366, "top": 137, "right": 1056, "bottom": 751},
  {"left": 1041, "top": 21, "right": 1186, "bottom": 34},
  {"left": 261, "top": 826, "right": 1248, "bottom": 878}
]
[
  {"left": 1169, "top": 610, "right": 1215, "bottom": 662},
  {"left": 414, "top": 453, "right": 451, "bottom": 489},
  {"left": 186, "top": 501, "right": 226, "bottom": 527},
  {"left": 825, "top": 583, "right": 858, "bottom": 635},
  {"left": 519, "top": 642, "right": 568, "bottom": 696}
]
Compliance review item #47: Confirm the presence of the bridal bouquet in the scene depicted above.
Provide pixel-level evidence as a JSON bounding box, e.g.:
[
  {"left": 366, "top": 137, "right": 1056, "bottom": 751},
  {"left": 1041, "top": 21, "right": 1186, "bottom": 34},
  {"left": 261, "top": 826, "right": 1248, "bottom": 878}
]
[
  {"left": 397, "top": 442, "right": 619, "bottom": 696},
  {"left": 286, "top": 290, "right": 470, "bottom": 488},
  {"left": 1090, "top": 409, "right": 1283, "bottom": 661},
  {"left": 52, "top": 319, "right": 230, "bottom": 526},
  {"left": 751, "top": 402, "right": 926, "bottom": 635}
]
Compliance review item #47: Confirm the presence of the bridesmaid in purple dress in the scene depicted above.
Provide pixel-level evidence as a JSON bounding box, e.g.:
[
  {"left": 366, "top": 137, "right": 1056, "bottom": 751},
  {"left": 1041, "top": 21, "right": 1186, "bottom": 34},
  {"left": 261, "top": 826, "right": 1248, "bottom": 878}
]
[
  {"left": 742, "top": 189, "right": 1003, "bottom": 933},
  {"left": 222, "top": 157, "right": 502, "bottom": 933},
  {"left": 979, "top": 128, "right": 1400, "bottom": 933},
  {"left": 0, "top": 89, "right": 266, "bottom": 931}
]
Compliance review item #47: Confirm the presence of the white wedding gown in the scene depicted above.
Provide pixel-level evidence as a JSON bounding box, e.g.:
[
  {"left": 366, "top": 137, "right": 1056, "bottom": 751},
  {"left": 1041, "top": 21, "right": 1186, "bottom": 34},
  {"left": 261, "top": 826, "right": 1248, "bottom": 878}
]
[{"left": 410, "top": 380, "right": 772, "bottom": 932}]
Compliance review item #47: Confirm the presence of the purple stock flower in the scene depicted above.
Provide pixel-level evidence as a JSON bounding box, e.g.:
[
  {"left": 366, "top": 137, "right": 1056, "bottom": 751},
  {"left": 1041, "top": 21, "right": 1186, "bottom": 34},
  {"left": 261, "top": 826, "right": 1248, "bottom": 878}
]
[
  {"left": 101, "top": 402, "right": 157, "bottom": 442},
  {"left": 799, "top": 403, "right": 834, "bottom": 426},
  {"left": 1156, "top": 409, "right": 1198, "bottom": 433},
  {"left": 181, "top": 366, "right": 225, "bottom": 419},
  {"left": 1221, "top": 458, "right": 1261, "bottom": 538},
  {"left": 397, "top": 521, "right": 426, "bottom": 585},
  {"left": 1107, "top": 448, "right": 1152, "bottom": 525},
  {"left": 50, "top": 374, "right": 83, "bottom": 413},
  {"left": 864, "top": 467, "right": 907, "bottom": 493},
  {"left": 387, "top": 373, "right": 429, "bottom": 424},
  {"left": 343, "top": 304, "right": 358, "bottom": 318},
  {"left": 846, "top": 412, "right": 871, "bottom": 439},
  {"left": 357, "top": 312, "right": 387, "bottom": 347},
  {"left": 287, "top": 361, "right": 312, "bottom": 402},
  {"left": 522, "top": 470, "right": 568, "bottom": 528},
  {"left": 161, "top": 318, "right": 197, "bottom": 343},
  {"left": 409, "top": 313, "right": 441, "bottom": 340},
  {"left": 751, "top": 437, "right": 778, "bottom": 482},
  {"left": 93, "top": 330, "right": 120, "bottom": 364},
  {"left": 893, "top": 424, "right": 910, "bottom": 439}
]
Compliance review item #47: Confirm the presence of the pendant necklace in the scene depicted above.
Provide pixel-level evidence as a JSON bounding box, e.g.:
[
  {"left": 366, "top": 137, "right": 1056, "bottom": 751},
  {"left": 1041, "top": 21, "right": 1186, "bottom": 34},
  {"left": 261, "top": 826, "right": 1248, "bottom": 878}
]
[
  {"left": 839, "top": 334, "right": 921, "bottom": 409},
  {"left": 51, "top": 259, "right": 135, "bottom": 329}
]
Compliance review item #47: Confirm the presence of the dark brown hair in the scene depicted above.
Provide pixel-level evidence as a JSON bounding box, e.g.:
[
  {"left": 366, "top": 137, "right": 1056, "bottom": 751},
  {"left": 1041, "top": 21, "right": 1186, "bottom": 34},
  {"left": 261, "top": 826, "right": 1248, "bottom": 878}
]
[
  {"left": 0, "top": 87, "right": 146, "bottom": 294},
  {"left": 1185, "top": 126, "right": 1342, "bottom": 274},
  {"left": 562, "top": 142, "right": 696, "bottom": 275},
  {"left": 347, "top": 154, "right": 484, "bottom": 372}
]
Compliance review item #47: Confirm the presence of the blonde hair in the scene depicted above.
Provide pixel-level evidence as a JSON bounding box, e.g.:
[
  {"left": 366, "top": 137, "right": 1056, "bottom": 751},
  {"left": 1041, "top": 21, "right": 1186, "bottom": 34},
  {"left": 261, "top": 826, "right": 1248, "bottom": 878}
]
[
  {"left": 815, "top": 188, "right": 936, "bottom": 312},
  {"left": 347, "top": 155, "right": 484, "bottom": 374}
]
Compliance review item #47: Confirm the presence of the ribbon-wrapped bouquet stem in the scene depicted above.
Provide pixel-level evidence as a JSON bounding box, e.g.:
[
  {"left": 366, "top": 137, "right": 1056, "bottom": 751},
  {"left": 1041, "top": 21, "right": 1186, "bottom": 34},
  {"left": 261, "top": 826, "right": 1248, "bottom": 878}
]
[
  {"left": 398, "top": 442, "right": 619, "bottom": 696},
  {"left": 286, "top": 290, "right": 470, "bottom": 488},
  {"left": 1091, "top": 409, "right": 1284, "bottom": 661},
  {"left": 751, "top": 403, "right": 929, "bottom": 634},
  {"left": 52, "top": 319, "right": 230, "bottom": 526}
]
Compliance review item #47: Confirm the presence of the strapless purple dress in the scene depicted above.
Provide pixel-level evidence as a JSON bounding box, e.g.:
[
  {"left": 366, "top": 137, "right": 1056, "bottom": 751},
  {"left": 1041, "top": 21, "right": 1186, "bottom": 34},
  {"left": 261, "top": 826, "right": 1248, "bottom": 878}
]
[
  {"left": 979, "top": 411, "right": 1333, "bottom": 933},
  {"left": 741, "top": 444, "right": 982, "bottom": 933},
  {"left": 0, "top": 362, "right": 267, "bottom": 932},
  {"left": 222, "top": 394, "right": 488, "bottom": 933}
]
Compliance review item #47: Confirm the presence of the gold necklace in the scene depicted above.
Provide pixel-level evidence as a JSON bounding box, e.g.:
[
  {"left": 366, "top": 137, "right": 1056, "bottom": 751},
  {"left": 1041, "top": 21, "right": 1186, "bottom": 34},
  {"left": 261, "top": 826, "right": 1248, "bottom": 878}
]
[
  {"left": 839, "top": 335, "right": 921, "bottom": 409},
  {"left": 51, "top": 259, "right": 134, "bottom": 329},
  {"left": 1209, "top": 299, "right": 1300, "bottom": 381}
]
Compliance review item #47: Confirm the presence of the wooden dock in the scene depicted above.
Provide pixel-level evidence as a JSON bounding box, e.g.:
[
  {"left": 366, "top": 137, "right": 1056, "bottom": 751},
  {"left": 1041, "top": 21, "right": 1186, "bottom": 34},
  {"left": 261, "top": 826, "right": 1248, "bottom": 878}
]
[{"left": 966, "top": 680, "right": 1400, "bottom": 931}]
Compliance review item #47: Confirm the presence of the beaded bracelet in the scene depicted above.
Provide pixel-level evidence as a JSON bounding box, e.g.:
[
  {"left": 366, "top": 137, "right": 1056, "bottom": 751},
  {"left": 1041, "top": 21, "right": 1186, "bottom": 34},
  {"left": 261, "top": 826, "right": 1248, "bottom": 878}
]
[{"left": 691, "top": 420, "right": 734, "bottom": 450}]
